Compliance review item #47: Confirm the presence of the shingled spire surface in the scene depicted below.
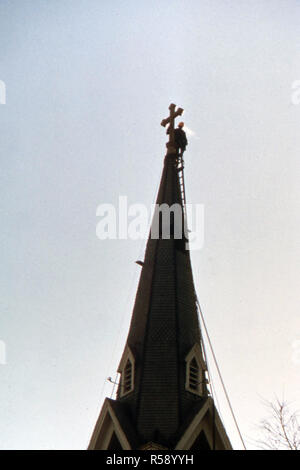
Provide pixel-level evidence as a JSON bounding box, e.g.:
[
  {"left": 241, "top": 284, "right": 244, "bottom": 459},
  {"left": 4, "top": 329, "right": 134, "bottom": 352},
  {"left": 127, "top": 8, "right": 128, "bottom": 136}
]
[{"left": 116, "top": 152, "right": 206, "bottom": 446}]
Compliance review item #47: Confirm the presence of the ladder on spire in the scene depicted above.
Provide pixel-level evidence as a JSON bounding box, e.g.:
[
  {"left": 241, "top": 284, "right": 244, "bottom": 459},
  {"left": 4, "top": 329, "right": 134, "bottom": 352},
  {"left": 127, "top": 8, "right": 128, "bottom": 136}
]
[{"left": 176, "top": 152, "right": 188, "bottom": 232}]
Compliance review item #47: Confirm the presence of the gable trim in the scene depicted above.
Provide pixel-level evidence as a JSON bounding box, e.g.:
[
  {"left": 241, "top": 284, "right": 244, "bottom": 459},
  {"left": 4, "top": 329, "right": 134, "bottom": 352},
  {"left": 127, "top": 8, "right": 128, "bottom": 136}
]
[
  {"left": 175, "top": 397, "right": 232, "bottom": 450},
  {"left": 88, "top": 398, "right": 132, "bottom": 450}
]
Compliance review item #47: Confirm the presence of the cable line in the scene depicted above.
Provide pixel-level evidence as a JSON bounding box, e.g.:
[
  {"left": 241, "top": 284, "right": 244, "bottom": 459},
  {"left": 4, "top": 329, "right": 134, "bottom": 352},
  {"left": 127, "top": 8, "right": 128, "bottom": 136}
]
[{"left": 196, "top": 296, "right": 247, "bottom": 450}]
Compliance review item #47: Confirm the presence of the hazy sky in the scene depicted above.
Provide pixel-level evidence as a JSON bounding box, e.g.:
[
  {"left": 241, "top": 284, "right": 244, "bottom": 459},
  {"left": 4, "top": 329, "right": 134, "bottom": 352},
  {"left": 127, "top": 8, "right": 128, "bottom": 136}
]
[{"left": 0, "top": 0, "right": 299, "bottom": 450}]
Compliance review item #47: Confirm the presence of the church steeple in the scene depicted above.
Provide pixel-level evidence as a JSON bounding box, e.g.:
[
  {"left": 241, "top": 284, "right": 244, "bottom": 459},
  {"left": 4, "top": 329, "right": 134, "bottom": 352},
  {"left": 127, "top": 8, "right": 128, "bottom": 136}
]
[{"left": 88, "top": 105, "right": 232, "bottom": 450}]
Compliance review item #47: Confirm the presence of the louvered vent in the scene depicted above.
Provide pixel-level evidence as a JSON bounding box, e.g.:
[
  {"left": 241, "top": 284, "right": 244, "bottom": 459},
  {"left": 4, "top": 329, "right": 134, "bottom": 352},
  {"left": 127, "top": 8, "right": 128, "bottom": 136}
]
[{"left": 189, "top": 357, "right": 199, "bottom": 391}]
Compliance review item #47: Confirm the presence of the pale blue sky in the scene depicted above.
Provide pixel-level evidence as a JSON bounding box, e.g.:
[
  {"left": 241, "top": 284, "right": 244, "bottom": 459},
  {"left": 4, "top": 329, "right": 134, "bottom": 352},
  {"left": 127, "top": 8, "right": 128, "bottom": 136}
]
[{"left": 0, "top": 0, "right": 300, "bottom": 449}]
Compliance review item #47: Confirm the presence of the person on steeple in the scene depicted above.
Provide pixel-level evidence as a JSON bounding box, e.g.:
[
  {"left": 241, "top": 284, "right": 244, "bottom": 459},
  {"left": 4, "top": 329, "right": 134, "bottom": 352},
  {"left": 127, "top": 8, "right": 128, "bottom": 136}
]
[{"left": 174, "top": 122, "right": 188, "bottom": 155}]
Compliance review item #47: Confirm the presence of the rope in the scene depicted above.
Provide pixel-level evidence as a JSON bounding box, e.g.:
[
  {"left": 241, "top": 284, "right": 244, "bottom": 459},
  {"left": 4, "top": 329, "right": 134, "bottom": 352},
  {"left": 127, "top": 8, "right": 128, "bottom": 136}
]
[
  {"left": 196, "top": 296, "right": 247, "bottom": 450},
  {"left": 199, "top": 317, "right": 219, "bottom": 450},
  {"left": 201, "top": 326, "right": 222, "bottom": 418}
]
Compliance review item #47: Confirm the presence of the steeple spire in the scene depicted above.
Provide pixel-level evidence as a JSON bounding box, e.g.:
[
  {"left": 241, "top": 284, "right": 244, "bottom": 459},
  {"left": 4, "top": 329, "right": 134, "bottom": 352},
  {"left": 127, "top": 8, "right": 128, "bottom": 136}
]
[{"left": 88, "top": 105, "right": 232, "bottom": 450}]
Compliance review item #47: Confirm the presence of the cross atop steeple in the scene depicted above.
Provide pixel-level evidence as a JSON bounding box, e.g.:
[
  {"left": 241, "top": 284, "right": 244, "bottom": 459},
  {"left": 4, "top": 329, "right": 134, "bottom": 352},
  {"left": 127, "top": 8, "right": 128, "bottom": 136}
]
[{"left": 161, "top": 103, "right": 184, "bottom": 154}]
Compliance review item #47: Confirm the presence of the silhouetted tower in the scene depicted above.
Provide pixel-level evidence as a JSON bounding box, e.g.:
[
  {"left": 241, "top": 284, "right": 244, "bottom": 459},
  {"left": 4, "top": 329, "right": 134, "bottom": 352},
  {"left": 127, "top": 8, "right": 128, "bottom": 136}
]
[{"left": 88, "top": 104, "right": 232, "bottom": 450}]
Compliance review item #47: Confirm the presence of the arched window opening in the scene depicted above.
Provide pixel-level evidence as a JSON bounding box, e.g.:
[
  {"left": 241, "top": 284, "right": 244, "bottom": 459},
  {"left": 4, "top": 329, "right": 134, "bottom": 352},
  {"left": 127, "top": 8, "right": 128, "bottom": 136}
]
[
  {"left": 185, "top": 344, "right": 208, "bottom": 396},
  {"left": 117, "top": 346, "right": 135, "bottom": 398}
]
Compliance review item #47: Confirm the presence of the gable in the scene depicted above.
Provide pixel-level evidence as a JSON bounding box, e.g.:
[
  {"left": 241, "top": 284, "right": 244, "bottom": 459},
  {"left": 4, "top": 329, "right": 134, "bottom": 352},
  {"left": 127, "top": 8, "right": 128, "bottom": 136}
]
[
  {"left": 88, "top": 399, "right": 132, "bottom": 450},
  {"left": 175, "top": 397, "right": 232, "bottom": 450}
]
